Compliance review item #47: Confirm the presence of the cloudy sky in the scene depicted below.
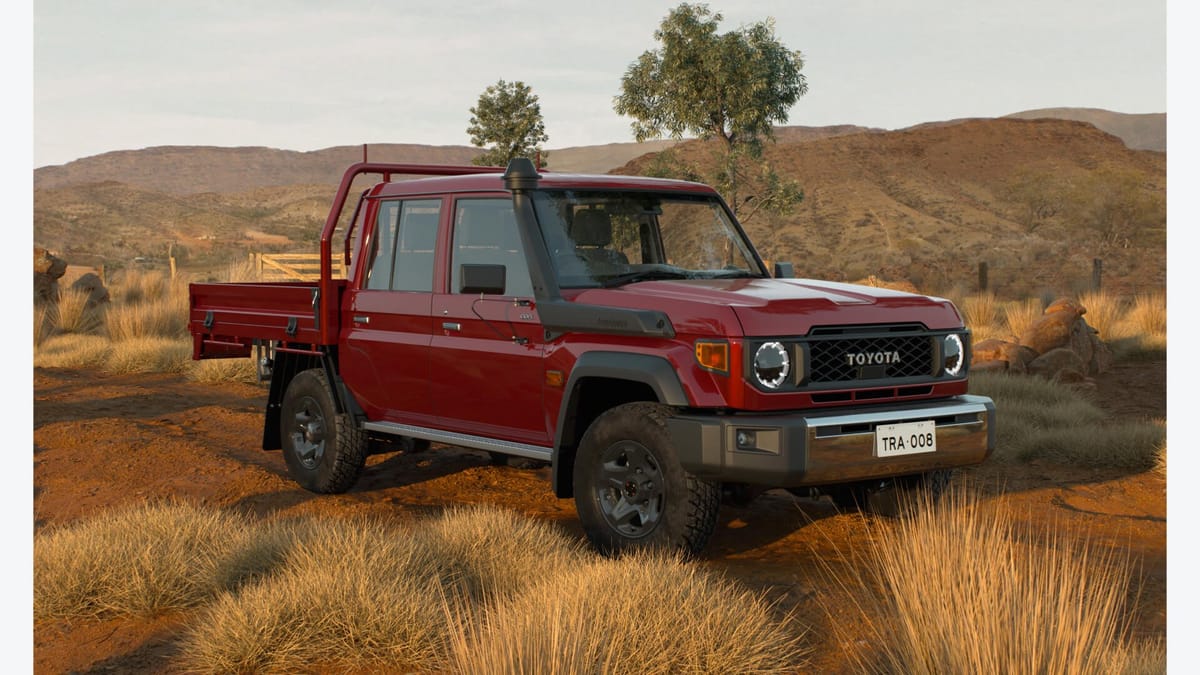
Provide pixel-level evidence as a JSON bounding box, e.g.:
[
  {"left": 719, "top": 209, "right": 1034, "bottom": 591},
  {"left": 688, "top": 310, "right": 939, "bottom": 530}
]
[{"left": 30, "top": 0, "right": 1169, "bottom": 168}]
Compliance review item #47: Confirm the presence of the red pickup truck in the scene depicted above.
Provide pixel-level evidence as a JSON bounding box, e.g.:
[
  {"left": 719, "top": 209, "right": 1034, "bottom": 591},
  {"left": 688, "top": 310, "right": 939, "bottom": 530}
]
[{"left": 190, "top": 159, "right": 994, "bottom": 556}]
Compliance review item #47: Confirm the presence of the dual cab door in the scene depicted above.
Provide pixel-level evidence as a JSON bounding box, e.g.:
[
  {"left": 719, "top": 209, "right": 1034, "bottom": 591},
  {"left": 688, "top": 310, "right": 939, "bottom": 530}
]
[{"left": 338, "top": 194, "right": 548, "bottom": 446}]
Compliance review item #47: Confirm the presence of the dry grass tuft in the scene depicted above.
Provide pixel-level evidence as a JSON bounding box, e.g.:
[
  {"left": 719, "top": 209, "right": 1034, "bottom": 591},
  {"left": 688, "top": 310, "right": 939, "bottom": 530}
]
[
  {"left": 416, "top": 505, "right": 587, "bottom": 604},
  {"left": 114, "top": 269, "right": 172, "bottom": 305},
  {"left": 34, "top": 304, "right": 55, "bottom": 347},
  {"left": 105, "top": 282, "right": 190, "bottom": 341},
  {"left": 446, "top": 550, "right": 806, "bottom": 674},
  {"left": 187, "top": 356, "right": 259, "bottom": 384},
  {"left": 837, "top": 488, "right": 1141, "bottom": 674},
  {"left": 51, "top": 286, "right": 105, "bottom": 335},
  {"left": 104, "top": 337, "right": 193, "bottom": 374},
  {"left": 960, "top": 292, "right": 1002, "bottom": 340},
  {"left": 1002, "top": 297, "right": 1044, "bottom": 340},
  {"left": 33, "top": 334, "right": 113, "bottom": 369},
  {"left": 1078, "top": 290, "right": 1127, "bottom": 341},
  {"left": 969, "top": 371, "right": 1163, "bottom": 469},
  {"left": 181, "top": 516, "right": 451, "bottom": 674},
  {"left": 34, "top": 500, "right": 256, "bottom": 619}
]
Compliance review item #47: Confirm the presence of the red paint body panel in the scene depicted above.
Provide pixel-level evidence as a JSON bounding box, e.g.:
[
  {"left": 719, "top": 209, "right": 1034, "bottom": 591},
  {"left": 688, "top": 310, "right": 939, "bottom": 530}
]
[{"left": 189, "top": 162, "right": 975, "bottom": 448}]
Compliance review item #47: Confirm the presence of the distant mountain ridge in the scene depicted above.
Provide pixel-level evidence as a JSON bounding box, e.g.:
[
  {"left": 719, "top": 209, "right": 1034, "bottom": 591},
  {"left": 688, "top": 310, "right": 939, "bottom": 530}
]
[
  {"left": 32, "top": 108, "right": 1161, "bottom": 195},
  {"left": 34, "top": 112, "right": 1164, "bottom": 301}
]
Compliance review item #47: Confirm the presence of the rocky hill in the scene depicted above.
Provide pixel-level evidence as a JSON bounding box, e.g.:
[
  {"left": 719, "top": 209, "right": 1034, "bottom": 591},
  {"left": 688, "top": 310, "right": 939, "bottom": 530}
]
[
  {"left": 33, "top": 110, "right": 1165, "bottom": 297},
  {"left": 614, "top": 117, "right": 1164, "bottom": 298}
]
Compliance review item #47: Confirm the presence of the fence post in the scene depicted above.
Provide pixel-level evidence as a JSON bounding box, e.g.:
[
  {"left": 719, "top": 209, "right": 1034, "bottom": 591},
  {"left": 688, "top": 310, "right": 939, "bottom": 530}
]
[
  {"left": 1092, "top": 258, "right": 1102, "bottom": 291},
  {"left": 978, "top": 262, "right": 988, "bottom": 292}
]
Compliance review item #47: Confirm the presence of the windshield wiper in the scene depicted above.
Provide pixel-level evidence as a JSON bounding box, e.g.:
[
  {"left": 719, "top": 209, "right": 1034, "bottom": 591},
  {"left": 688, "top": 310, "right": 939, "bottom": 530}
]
[{"left": 600, "top": 269, "right": 693, "bottom": 288}]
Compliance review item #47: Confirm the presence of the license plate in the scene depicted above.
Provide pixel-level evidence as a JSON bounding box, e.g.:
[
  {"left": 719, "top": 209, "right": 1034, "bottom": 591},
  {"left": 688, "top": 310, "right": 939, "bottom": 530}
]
[{"left": 874, "top": 420, "right": 936, "bottom": 457}]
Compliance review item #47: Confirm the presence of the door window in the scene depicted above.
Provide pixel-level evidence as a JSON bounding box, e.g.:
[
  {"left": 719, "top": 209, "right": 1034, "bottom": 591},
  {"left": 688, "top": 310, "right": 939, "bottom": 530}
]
[
  {"left": 450, "top": 199, "right": 533, "bottom": 297},
  {"left": 363, "top": 199, "right": 442, "bottom": 292}
]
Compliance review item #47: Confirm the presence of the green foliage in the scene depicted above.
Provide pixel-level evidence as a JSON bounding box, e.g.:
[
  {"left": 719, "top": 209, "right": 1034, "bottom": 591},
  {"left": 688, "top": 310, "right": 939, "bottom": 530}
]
[
  {"left": 467, "top": 79, "right": 549, "bottom": 167},
  {"left": 614, "top": 3, "right": 806, "bottom": 150},
  {"left": 614, "top": 3, "right": 808, "bottom": 223}
]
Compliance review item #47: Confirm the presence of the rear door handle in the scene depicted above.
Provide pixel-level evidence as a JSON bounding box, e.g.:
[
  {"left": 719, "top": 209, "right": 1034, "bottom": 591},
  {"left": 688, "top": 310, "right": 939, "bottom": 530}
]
[
  {"left": 442, "top": 322, "right": 461, "bottom": 332},
  {"left": 353, "top": 315, "right": 370, "bottom": 325}
]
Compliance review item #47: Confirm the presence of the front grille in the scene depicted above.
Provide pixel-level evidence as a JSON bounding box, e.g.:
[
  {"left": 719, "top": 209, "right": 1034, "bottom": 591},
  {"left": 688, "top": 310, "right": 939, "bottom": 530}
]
[{"left": 808, "top": 333, "right": 933, "bottom": 383}]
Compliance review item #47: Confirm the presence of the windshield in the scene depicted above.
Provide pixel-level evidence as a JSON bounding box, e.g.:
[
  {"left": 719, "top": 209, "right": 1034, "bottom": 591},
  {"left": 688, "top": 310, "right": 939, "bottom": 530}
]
[{"left": 531, "top": 190, "right": 764, "bottom": 288}]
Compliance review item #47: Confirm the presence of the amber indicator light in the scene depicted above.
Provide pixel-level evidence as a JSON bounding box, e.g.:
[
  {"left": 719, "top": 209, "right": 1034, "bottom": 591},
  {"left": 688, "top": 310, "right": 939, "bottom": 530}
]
[
  {"left": 695, "top": 341, "right": 730, "bottom": 374},
  {"left": 545, "top": 370, "right": 565, "bottom": 388}
]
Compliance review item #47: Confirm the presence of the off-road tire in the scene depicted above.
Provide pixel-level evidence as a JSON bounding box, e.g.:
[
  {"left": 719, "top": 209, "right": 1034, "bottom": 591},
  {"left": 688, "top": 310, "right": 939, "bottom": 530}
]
[
  {"left": 573, "top": 402, "right": 720, "bottom": 557},
  {"left": 280, "top": 368, "right": 367, "bottom": 493}
]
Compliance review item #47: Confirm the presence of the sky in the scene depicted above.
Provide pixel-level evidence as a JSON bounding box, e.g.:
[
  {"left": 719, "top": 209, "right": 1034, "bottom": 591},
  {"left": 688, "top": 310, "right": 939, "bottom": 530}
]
[{"left": 31, "top": 0, "right": 1169, "bottom": 168}]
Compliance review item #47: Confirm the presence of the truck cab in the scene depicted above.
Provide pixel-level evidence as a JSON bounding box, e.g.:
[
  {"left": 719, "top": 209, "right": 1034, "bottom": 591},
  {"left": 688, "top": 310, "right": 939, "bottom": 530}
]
[{"left": 190, "top": 158, "right": 994, "bottom": 556}]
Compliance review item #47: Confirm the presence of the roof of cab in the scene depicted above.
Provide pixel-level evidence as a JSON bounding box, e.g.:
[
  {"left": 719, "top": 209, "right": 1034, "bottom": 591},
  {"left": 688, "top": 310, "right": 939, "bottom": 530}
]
[{"left": 369, "top": 171, "right": 719, "bottom": 198}]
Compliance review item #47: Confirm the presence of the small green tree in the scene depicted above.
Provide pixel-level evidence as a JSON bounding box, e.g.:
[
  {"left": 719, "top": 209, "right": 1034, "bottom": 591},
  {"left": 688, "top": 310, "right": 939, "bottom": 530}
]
[
  {"left": 613, "top": 3, "right": 808, "bottom": 221},
  {"left": 467, "top": 80, "right": 549, "bottom": 167}
]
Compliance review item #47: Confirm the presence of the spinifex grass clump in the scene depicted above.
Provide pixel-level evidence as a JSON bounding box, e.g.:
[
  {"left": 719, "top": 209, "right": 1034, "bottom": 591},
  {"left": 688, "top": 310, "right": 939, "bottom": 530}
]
[
  {"left": 34, "top": 499, "right": 257, "bottom": 619},
  {"left": 182, "top": 517, "right": 453, "bottom": 674},
  {"left": 969, "top": 371, "right": 1164, "bottom": 469},
  {"left": 445, "top": 551, "right": 807, "bottom": 674},
  {"left": 838, "top": 489, "right": 1155, "bottom": 674}
]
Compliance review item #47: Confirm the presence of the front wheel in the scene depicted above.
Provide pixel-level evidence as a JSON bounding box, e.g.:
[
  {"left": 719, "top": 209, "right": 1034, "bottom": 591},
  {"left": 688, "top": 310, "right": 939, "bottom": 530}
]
[
  {"left": 280, "top": 369, "right": 367, "bottom": 493},
  {"left": 573, "top": 403, "right": 720, "bottom": 557}
]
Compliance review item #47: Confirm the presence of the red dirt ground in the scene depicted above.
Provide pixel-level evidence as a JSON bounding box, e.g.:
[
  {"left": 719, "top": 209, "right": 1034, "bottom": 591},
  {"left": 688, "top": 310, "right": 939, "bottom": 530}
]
[{"left": 32, "top": 360, "right": 1167, "bottom": 674}]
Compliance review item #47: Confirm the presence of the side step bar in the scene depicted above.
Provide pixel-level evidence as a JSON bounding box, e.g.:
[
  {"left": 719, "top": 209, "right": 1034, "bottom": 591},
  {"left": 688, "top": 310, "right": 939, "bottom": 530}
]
[{"left": 362, "top": 421, "right": 553, "bottom": 462}]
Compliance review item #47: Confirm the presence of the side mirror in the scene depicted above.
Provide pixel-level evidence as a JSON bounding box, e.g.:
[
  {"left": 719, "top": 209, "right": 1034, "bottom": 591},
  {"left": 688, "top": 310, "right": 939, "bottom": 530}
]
[
  {"left": 460, "top": 264, "right": 507, "bottom": 295},
  {"left": 773, "top": 262, "right": 795, "bottom": 279}
]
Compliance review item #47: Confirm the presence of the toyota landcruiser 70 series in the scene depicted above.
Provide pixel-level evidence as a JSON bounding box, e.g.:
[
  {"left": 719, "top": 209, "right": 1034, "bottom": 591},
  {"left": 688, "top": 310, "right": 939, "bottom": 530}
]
[{"left": 189, "top": 158, "right": 995, "bottom": 555}]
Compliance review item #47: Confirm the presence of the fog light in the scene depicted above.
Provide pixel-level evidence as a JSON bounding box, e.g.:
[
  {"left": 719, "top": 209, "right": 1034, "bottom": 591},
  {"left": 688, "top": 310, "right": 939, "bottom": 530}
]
[{"left": 736, "top": 430, "right": 756, "bottom": 449}]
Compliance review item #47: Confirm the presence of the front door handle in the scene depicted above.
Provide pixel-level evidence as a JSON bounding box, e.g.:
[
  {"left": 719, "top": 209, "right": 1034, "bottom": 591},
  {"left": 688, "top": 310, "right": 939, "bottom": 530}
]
[
  {"left": 352, "top": 315, "right": 369, "bottom": 325},
  {"left": 442, "top": 322, "right": 461, "bottom": 332}
]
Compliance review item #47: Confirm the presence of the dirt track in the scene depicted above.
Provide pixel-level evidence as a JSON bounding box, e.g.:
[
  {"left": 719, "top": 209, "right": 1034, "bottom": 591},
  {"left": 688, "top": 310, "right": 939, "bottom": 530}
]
[{"left": 33, "top": 361, "right": 1166, "bottom": 673}]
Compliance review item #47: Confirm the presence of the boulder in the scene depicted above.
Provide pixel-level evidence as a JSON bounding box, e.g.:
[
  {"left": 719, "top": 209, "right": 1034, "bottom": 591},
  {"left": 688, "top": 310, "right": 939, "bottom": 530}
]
[
  {"left": 972, "top": 359, "right": 1010, "bottom": 373},
  {"left": 1089, "top": 333, "right": 1114, "bottom": 375},
  {"left": 972, "top": 338, "right": 1036, "bottom": 374},
  {"left": 1019, "top": 307, "right": 1081, "bottom": 356},
  {"left": 69, "top": 272, "right": 110, "bottom": 307},
  {"left": 34, "top": 247, "right": 67, "bottom": 304}
]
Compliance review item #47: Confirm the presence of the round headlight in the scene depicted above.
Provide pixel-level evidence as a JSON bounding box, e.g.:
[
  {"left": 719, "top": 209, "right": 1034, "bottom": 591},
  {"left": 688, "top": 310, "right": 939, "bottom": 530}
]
[
  {"left": 753, "top": 342, "right": 790, "bottom": 389},
  {"left": 943, "top": 334, "right": 964, "bottom": 377}
]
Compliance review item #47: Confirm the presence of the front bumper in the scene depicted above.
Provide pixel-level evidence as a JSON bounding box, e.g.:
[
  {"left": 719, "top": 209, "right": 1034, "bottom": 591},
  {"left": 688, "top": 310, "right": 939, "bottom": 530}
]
[{"left": 667, "top": 395, "right": 995, "bottom": 487}]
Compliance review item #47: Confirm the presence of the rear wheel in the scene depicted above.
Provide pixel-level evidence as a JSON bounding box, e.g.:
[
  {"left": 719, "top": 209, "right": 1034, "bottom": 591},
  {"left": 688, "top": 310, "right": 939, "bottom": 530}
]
[
  {"left": 280, "top": 369, "right": 367, "bottom": 493},
  {"left": 573, "top": 403, "right": 720, "bottom": 557}
]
